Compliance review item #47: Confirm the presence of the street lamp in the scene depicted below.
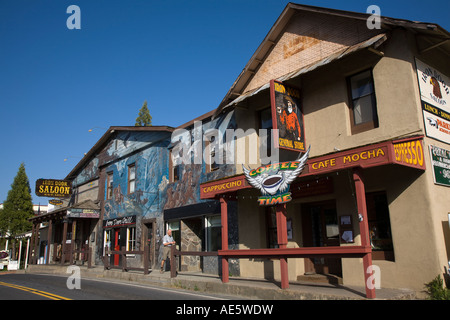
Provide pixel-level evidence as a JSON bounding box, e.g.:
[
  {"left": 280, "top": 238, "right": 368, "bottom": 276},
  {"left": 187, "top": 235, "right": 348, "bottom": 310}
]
[{"left": 88, "top": 127, "right": 107, "bottom": 132}]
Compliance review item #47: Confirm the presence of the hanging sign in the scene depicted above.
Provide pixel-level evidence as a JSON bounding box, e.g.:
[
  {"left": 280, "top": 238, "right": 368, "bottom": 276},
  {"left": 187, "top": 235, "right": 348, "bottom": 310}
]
[
  {"left": 429, "top": 145, "right": 450, "bottom": 187},
  {"left": 415, "top": 59, "right": 450, "bottom": 144},
  {"left": 35, "top": 179, "right": 72, "bottom": 198},
  {"left": 270, "top": 80, "right": 306, "bottom": 152},
  {"left": 243, "top": 147, "right": 310, "bottom": 206}
]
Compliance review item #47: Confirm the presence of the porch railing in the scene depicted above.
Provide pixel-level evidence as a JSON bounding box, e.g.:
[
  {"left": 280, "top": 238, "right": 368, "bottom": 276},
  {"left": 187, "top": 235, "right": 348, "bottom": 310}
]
[
  {"left": 169, "top": 246, "right": 218, "bottom": 278},
  {"left": 103, "top": 245, "right": 151, "bottom": 274}
]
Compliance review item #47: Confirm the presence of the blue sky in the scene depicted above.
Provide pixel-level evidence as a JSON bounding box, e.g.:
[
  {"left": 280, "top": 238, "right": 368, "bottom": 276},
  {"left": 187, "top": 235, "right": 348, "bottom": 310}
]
[{"left": 0, "top": 0, "right": 449, "bottom": 205}]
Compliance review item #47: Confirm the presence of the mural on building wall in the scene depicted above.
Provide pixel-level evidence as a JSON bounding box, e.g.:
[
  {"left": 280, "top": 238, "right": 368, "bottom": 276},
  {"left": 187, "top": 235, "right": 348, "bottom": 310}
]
[
  {"left": 164, "top": 110, "right": 237, "bottom": 210},
  {"left": 103, "top": 140, "right": 170, "bottom": 221}
]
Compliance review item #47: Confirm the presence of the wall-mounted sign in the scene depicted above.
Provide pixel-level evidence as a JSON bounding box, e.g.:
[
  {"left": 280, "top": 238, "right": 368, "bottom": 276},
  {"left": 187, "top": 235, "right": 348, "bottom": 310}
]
[
  {"left": 35, "top": 179, "right": 72, "bottom": 198},
  {"left": 416, "top": 59, "right": 450, "bottom": 144},
  {"left": 67, "top": 208, "right": 100, "bottom": 218},
  {"left": 243, "top": 147, "right": 310, "bottom": 206},
  {"left": 103, "top": 215, "right": 136, "bottom": 228},
  {"left": 49, "top": 199, "right": 64, "bottom": 206},
  {"left": 429, "top": 145, "right": 450, "bottom": 187},
  {"left": 270, "top": 80, "right": 306, "bottom": 152}
]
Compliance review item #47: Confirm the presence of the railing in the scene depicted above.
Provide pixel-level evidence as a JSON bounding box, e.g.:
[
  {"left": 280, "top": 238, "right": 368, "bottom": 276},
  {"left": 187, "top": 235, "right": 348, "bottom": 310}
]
[
  {"left": 169, "top": 246, "right": 218, "bottom": 278},
  {"left": 59, "top": 245, "right": 93, "bottom": 268},
  {"left": 169, "top": 245, "right": 371, "bottom": 278},
  {"left": 103, "top": 245, "right": 150, "bottom": 274}
]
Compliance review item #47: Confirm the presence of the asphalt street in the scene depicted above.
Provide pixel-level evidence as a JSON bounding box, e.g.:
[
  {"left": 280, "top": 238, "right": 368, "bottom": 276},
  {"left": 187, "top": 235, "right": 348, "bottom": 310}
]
[{"left": 0, "top": 273, "right": 234, "bottom": 300}]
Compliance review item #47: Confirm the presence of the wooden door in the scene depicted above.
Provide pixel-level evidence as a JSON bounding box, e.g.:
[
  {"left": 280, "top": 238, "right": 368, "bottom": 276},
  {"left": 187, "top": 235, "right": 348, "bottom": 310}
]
[
  {"left": 114, "top": 228, "right": 120, "bottom": 266},
  {"left": 302, "top": 201, "right": 342, "bottom": 276}
]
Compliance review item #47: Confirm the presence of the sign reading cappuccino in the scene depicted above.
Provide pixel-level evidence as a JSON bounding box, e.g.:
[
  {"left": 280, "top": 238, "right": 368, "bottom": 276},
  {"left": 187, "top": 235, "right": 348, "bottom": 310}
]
[{"left": 35, "top": 179, "right": 72, "bottom": 198}]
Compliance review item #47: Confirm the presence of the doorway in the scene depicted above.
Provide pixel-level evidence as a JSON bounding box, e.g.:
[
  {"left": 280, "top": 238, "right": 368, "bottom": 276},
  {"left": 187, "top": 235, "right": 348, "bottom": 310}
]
[
  {"left": 142, "top": 219, "right": 156, "bottom": 269},
  {"left": 302, "top": 201, "right": 342, "bottom": 277}
]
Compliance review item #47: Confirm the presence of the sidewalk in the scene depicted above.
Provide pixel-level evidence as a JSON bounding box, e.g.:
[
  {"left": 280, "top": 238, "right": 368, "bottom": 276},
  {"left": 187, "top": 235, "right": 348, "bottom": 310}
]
[{"left": 24, "top": 264, "right": 417, "bottom": 300}]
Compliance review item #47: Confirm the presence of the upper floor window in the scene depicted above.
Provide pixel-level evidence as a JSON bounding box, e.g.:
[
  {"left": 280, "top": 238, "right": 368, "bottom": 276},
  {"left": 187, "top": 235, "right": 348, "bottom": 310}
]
[
  {"left": 348, "top": 70, "right": 378, "bottom": 134},
  {"left": 170, "top": 149, "right": 181, "bottom": 183},
  {"left": 128, "top": 164, "right": 136, "bottom": 194},
  {"left": 106, "top": 172, "right": 113, "bottom": 200}
]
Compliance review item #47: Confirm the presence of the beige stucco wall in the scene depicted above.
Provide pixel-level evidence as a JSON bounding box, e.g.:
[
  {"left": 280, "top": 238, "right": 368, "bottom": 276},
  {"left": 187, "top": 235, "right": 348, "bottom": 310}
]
[{"left": 233, "top": 24, "right": 450, "bottom": 293}]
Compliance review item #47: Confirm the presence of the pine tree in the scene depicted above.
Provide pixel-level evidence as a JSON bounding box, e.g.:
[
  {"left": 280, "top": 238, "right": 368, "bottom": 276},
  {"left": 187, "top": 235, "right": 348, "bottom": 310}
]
[
  {"left": 0, "top": 163, "right": 34, "bottom": 258},
  {"left": 135, "top": 100, "right": 152, "bottom": 126}
]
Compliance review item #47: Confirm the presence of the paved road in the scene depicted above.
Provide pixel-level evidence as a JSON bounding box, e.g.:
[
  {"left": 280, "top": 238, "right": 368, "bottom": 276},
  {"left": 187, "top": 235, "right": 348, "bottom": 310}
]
[{"left": 0, "top": 273, "right": 234, "bottom": 300}]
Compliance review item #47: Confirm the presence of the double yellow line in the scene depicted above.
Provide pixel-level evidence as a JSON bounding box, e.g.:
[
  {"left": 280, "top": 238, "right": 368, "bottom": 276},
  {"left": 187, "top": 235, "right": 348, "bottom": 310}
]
[{"left": 0, "top": 281, "right": 71, "bottom": 300}]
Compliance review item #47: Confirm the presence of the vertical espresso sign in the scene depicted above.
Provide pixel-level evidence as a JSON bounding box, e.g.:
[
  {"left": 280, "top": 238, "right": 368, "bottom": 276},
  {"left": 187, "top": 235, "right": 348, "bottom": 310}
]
[
  {"left": 270, "top": 80, "right": 306, "bottom": 153},
  {"left": 36, "top": 179, "right": 72, "bottom": 198}
]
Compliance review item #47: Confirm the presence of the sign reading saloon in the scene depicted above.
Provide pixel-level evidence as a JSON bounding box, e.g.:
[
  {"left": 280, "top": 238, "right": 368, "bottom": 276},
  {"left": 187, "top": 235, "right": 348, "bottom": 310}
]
[
  {"left": 270, "top": 80, "right": 306, "bottom": 153},
  {"left": 35, "top": 179, "right": 72, "bottom": 198},
  {"left": 416, "top": 59, "right": 450, "bottom": 144}
]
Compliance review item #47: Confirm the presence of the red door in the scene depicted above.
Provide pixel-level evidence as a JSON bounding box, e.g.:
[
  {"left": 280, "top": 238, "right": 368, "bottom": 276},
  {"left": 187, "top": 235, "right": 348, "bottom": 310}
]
[{"left": 114, "top": 229, "right": 120, "bottom": 266}]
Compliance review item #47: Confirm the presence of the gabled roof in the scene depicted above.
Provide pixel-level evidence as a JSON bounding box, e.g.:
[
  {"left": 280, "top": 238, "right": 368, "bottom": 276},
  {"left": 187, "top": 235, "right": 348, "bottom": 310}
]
[
  {"left": 65, "top": 125, "right": 174, "bottom": 181},
  {"left": 214, "top": 2, "right": 450, "bottom": 117}
]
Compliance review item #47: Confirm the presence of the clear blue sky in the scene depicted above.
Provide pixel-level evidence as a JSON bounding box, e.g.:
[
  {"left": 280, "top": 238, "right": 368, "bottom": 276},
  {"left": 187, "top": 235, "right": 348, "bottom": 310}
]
[{"left": 0, "top": 0, "right": 449, "bottom": 205}]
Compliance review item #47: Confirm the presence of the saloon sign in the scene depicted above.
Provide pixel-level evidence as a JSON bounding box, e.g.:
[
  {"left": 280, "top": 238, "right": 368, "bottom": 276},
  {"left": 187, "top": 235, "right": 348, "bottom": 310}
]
[
  {"left": 35, "top": 179, "right": 72, "bottom": 198},
  {"left": 243, "top": 147, "right": 310, "bottom": 206}
]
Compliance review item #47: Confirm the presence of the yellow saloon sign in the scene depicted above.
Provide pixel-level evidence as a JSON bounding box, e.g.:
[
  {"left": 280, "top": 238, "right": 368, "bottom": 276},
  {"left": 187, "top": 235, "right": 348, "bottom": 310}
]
[{"left": 36, "top": 179, "right": 72, "bottom": 198}]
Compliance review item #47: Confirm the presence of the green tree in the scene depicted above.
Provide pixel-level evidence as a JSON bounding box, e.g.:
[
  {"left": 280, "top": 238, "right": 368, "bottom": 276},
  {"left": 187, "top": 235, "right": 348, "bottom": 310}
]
[
  {"left": 135, "top": 100, "right": 152, "bottom": 126},
  {"left": 0, "top": 163, "right": 34, "bottom": 258}
]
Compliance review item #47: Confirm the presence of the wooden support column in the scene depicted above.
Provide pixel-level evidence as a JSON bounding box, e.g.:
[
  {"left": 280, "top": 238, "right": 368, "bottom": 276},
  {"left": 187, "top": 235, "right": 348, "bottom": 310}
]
[
  {"left": 61, "top": 219, "right": 68, "bottom": 265},
  {"left": 32, "top": 222, "right": 40, "bottom": 264},
  {"left": 276, "top": 204, "right": 289, "bottom": 289},
  {"left": 220, "top": 197, "right": 229, "bottom": 283},
  {"left": 46, "top": 219, "right": 52, "bottom": 264},
  {"left": 353, "top": 167, "right": 376, "bottom": 299},
  {"left": 29, "top": 223, "right": 36, "bottom": 265}
]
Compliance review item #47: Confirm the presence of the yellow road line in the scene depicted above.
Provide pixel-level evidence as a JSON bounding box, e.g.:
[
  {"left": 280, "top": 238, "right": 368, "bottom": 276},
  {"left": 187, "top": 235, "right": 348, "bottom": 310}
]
[{"left": 0, "top": 281, "right": 72, "bottom": 300}]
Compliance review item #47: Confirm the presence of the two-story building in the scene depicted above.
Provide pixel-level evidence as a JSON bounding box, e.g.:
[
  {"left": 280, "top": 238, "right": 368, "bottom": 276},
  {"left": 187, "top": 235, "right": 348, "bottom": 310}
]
[{"left": 196, "top": 3, "right": 450, "bottom": 296}]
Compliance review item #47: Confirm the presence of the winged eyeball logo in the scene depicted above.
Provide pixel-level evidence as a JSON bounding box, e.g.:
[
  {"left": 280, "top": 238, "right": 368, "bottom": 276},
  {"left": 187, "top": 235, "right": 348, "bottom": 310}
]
[{"left": 243, "top": 146, "right": 310, "bottom": 206}]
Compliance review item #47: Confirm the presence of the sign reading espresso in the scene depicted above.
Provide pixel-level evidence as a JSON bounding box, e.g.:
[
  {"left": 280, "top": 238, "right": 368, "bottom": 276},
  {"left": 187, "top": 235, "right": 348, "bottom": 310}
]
[{"left": 35, "top": 179, "right": 72, "bottom": 198}]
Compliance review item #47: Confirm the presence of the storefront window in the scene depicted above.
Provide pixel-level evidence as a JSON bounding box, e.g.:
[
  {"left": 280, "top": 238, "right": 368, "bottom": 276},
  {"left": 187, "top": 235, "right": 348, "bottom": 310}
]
[
  {"left": 127, "top": 227, "right": 136, "bottom": 251},
  {"left": 166, "top": 221, "right": 180, "bottom": 247},
  {"left": 366, "top": 192, "right": 394, "bottom": 261},
  {"left": 206, "top": 215, "right": 221, "bottom": 251}
]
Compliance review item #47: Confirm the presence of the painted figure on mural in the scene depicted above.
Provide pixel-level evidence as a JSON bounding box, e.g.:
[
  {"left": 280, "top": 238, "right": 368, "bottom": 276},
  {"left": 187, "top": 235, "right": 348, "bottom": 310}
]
[{"left": 277, "top": 96, "right": 302, "bottom": 142}]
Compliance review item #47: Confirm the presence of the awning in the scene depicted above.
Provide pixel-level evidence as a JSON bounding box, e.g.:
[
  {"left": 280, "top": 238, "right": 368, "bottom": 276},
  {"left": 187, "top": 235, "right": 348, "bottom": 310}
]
[
  {"left": 200, "top": 135, "right": 425, "bottom": 199},
  {"left": 30, "top": 199, "right": 100, "bottom": 222}
]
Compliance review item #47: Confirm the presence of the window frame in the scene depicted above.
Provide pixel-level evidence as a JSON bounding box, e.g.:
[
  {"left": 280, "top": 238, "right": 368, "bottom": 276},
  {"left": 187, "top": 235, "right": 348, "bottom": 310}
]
[
  {"left": 106, "top": 172, "right": 113, "bottom": 200},
  {"left": 127, "top": 163, "right": 136, "bottom": 194},
  {"left": 347, "top": 69, "right": 379, "bottom": 135}
]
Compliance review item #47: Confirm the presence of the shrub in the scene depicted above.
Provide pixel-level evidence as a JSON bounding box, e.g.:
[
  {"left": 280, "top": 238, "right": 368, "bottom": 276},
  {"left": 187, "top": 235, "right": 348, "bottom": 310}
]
[{"left": 425, "top": 275, "right": 450, "bottom": 300}]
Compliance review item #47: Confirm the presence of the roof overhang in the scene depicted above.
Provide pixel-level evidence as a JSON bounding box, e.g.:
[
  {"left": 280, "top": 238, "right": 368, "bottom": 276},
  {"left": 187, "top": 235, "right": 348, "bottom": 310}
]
[
  {"left": 215, "top": 32, "right": 388, "bottom": 117},
  {"left": 214, "top": 2, "right": 450, "bottom": 118}
]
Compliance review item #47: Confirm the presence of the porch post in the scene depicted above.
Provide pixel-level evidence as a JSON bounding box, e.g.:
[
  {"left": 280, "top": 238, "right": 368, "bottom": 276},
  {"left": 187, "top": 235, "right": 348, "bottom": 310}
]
[
  {"left": 61, "top": 219, "right": 68, "bottom": 265},
  {"left": 353, "top": 167, "right": 376, "bottom": 299},
  {"left": 32, "top": 222, "right": 39, "bottom": 264},
  {"left": 276, "top": 203, "right": 289, "bottom": 289},
  {"left": 46, "top": 219, "right": 52, "bottom": 264},
  {"left": 220, "top": 197, "right": 229, "bottom": 283}
]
